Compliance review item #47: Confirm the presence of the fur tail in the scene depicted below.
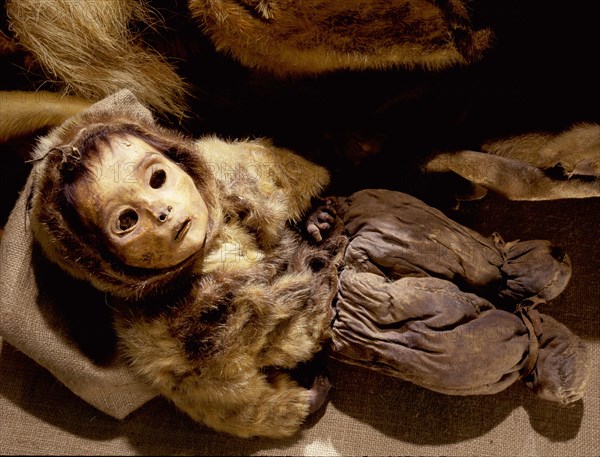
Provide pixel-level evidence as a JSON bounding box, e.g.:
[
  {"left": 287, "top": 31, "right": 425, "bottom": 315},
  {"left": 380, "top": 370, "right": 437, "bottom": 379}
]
[{"left": 0, "top": 91, "right": 92, "bottom": 142}]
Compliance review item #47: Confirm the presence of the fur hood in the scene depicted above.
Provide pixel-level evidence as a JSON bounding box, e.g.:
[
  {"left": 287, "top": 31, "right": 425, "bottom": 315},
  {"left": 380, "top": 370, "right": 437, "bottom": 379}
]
[{"left": 27, "top": 90, "right": 224, "bottom": 299}]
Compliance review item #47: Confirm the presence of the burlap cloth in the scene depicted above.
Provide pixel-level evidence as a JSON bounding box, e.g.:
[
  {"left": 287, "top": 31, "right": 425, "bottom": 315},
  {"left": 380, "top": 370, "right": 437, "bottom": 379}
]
[{"left": 0, "top": 158, "right": 157, "bottom": 421}]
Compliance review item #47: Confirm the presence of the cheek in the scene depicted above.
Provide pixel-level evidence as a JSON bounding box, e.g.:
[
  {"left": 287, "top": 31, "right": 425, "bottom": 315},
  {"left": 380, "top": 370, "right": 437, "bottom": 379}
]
[
  {"left": 179, "top": 172, "right": 202, "bottom": 201},
  {"left": 73, "top": 184, "right": 105, "bottom": 228},
  {"left": 187, "top": 184, "right": 208, "bottom": 218}
]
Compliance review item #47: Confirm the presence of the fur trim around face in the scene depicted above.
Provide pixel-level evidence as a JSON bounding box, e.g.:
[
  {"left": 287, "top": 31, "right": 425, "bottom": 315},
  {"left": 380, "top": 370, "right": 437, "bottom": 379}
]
[{"left": 27, "top": 90, "right": 223, "bottom": 299}]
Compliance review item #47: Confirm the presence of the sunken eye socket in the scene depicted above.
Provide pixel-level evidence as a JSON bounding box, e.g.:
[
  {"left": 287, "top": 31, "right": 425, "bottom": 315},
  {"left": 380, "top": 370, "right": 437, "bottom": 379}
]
[
  {"left": 117, "top": 209, "right": 138, "bottom": 232},
  {"left": 150, "top": 169, "right": 167, "bottom": 189}
]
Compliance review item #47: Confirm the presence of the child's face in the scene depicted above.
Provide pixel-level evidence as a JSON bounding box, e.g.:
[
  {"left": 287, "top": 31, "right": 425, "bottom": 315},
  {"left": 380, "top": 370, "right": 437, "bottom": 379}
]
[{"left": 73, "top": 135, "right": 209, "bottom": 269}]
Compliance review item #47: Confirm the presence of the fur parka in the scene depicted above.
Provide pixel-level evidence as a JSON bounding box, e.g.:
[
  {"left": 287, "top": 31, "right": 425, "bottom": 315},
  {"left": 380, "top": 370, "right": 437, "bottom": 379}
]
[{"left": 28, "top": 89, "right": 346, "bottom": 438}]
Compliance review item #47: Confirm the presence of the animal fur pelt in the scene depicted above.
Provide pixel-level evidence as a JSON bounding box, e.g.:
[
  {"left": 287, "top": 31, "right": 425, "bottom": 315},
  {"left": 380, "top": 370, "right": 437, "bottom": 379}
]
[
  {"left": 190, "top": 0, "right": 492, "bottom": 75},
  {"left": 4, "top": 0, "right": 491, "bottom": 118},
  {"left": 5, "top": 0, "right": 193, "bottom": 119},
  {"left": 26, "top": 89, "right": 346, "bottom": 437},
  {"left": 423, "top": 123, "right": 600, "bottom": 200}
]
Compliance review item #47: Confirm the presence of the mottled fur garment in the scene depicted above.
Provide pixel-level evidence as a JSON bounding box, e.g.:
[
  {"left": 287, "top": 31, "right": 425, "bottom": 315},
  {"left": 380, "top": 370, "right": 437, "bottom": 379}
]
[
  {"left": 5, "top": 0, "right": 491, "bottom": 118},
  {"left": 27, "top": 90, "right": 346, "bottom": 438}
]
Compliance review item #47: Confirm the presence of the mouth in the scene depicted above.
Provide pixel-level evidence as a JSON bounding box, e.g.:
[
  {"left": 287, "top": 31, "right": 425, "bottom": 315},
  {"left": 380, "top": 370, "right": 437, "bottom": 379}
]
[{"left": 174, "top": 218, "right": 192, "bottom": 241}]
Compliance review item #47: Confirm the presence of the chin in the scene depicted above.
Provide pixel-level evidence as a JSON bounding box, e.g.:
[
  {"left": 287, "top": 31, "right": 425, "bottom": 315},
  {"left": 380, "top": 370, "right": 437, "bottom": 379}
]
[{"left": 178, "top": 237, "right": 206, "bottom": 262}]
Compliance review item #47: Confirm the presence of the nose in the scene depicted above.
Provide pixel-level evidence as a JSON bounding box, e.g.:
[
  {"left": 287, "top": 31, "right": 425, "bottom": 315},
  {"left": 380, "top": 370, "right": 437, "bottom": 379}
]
[{"left": 155, "top": 205, "right": 173, "bottom": 223}]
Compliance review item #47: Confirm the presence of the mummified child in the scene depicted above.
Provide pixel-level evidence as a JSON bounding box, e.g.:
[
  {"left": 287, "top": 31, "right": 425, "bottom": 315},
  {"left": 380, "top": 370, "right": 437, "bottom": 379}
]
[{"left": 26, "top": 90, "right": 589, "bottom": 438}]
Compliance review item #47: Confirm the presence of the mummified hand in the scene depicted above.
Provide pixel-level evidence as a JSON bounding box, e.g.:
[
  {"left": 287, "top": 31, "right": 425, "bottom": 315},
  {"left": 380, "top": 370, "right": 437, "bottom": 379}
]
[
  {"left": 307, "top": 375, "right": 332, "bottom": 414},
  {"left": 306, "top": 198, "right": 337, "bottom": 242}
]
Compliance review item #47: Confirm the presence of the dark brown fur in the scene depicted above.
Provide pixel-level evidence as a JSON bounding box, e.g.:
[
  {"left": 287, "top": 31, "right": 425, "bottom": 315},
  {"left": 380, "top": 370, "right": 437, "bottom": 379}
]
[{"left": 191, "top": 0, "right": 492, "bottom": 76}]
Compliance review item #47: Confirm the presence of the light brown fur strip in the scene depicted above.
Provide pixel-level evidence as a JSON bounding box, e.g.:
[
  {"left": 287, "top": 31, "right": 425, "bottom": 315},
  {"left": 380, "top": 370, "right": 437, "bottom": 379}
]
[{"left": 0, "top": 91, "right": 92, "bottom": 142}]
